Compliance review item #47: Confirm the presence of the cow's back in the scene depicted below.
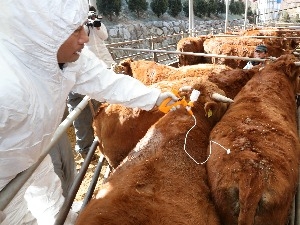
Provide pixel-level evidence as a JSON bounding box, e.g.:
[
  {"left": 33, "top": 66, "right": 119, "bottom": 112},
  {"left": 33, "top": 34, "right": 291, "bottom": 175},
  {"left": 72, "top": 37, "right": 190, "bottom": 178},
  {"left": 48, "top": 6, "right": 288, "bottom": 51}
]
[
  {"left": 77, "top": 79, "right": 232, "bottom": 225},
  {"left": 206, "top": 54, "right": 300, "bottom": 225}
]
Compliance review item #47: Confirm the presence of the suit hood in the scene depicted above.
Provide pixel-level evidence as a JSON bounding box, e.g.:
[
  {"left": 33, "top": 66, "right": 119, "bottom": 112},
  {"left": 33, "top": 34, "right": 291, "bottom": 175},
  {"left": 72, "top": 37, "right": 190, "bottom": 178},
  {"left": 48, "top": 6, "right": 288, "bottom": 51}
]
[{"left": 0, "top": 0, "right": 88, "bottom": 79}]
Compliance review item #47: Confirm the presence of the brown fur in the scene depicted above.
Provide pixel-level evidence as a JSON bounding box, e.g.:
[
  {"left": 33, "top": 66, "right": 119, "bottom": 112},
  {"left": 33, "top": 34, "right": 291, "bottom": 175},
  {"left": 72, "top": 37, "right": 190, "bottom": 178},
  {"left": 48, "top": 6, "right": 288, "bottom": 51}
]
[
  {"left": 113, "top": 57, "right": 134, "bottom": 75},
  {"left": 176, "top": 36, "right": 208, "bottom": 67},
  {"left": 207, "top": 67, "right": 259, "bottom": 99},
  {"left": 130, "top": 60, "right": 177, "bottom": 84},
  {"left": 93, "top": 104, "right": 164, "bottom": 168},
  {"left": 206, "top": 54, "right": 300, "bottom": 225},
  {"left": 93, "top": 62, "right": 258, "bottom": 168},
  {"left": 77, "top": 79, "right": 230, "bottom": 225},
  {"left": 114, "top": 59, "right": 233, "bottom": 84},
  {"left": 240, "top": 29, "right": 300, "bottom": 50},
  {"left": 203, "top": 36, "right": 290, "bottom": 69},
  {"left": 93, "top": 77, "right": 219, "bottom": 168},
  {"left": 171, "top": 63, "right": 232, "bottom": 81},
  {"left": 114, "top": 58, "right": 260, "bottom": 99}
]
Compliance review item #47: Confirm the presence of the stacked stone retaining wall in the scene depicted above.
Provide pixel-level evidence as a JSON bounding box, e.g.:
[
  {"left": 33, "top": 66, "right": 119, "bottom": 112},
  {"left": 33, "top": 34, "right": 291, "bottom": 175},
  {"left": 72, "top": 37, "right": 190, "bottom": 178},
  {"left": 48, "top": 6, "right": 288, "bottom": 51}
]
[
  {"left": 104, "top": 19, "right": 248, "bottom": 64},
  {"left": 106, "top": 19, "right": 248, "bottom": 43}
]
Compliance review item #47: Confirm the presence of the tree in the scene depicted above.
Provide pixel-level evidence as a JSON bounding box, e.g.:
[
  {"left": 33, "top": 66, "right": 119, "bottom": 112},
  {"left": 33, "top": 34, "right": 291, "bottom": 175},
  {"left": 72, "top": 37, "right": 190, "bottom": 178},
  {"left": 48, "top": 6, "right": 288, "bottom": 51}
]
[
  {"left": 236, "top": 0, "right": 245, "bottom": 15},
  {"left": 150, "top": 0, "right": 168, "bottom": 17},
  {"left": 96, "top": 0, "right": 121, "bottom": 20},
  {"left": 228, "top": 0, "right": 245, "bottom": 15},
  {"left": 182, "top": 0, "right": 189, "bottom": 17},
  {"left": 229, "top": 0, "right": 237, "bottom": 14},
  {"left": 194, "top": 0, "right": 207, "bottom": 18},
  {"left": 206, "top": 0, "right": 217, "bottom": 17},
  {"left": 216, "top": 0, "right": 226, "bottom": 15},
  {"left": 183, "top": 0, "right": 223, "bottom": 18},
  {"left": 127, "top": 0, "right": 148, "bottom": 18},
  {"left": 168, "top": 0, "right": 182, "bottom": 17},
  {"left": 247, "top": 6, "right": 255, "bottom": 23}
]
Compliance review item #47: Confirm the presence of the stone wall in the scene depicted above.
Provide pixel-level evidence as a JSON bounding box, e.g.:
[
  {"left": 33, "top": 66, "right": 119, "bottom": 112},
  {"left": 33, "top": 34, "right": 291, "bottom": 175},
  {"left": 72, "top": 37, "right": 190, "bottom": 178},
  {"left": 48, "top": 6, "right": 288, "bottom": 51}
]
[
  {"left": 106, "top": 19, "right": 247, "bottom": 43},
  {"left": 104, "top": 19, "right": 248, "bottom": 64}
]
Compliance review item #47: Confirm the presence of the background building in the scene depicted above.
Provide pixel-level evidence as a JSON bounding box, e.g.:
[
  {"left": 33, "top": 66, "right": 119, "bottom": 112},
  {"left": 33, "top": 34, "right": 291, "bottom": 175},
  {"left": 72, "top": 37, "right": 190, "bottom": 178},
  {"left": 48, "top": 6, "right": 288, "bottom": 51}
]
[{"left": 250, "top": 0, "right": 300, "bottom": 24}]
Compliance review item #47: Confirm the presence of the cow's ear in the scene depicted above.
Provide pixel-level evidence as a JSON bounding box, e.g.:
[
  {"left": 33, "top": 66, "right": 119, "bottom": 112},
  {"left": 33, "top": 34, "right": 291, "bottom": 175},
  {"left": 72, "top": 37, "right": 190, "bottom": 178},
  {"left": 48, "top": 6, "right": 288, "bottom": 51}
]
[
  {"left": 286, "top": 60, "right": 299, "bottom": 81},
  {"left": 204, "top": 101, "right": 218, "bottom": 118}
]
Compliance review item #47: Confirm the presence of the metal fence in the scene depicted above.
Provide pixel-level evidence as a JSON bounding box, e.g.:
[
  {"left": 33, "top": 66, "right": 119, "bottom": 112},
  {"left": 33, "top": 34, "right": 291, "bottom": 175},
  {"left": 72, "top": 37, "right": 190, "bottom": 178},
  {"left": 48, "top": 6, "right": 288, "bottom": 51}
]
[
  {"left": 105, "top": 24, "right": 253, "bottom": 65},
  {"left": 106, "top": 32, "right": 187, "bottom": 65}
]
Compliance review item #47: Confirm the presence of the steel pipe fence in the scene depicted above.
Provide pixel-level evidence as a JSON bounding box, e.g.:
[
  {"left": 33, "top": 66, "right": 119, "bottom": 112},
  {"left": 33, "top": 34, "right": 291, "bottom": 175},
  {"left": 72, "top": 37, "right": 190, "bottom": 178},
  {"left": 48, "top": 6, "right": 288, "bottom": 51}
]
[
  {"left": 0, "top": 96, "right": 91, "bottom": 211},
  {"left": 54, "top": 139, "right": 100, "bottom": 225},
  {"left": 106, "top": 27, "right": 300, "bottom": 65}
]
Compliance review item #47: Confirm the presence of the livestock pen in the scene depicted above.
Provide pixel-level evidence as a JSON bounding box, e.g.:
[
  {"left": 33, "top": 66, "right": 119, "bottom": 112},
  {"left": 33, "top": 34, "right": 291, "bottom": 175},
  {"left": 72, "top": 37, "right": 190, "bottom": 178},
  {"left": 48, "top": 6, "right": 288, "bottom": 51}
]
[
  {"left": 2, "top": 27, "right": 300, "bottom": 225},
  {"left": 74, "top": 51, "right": 297, "bottom": 224}
]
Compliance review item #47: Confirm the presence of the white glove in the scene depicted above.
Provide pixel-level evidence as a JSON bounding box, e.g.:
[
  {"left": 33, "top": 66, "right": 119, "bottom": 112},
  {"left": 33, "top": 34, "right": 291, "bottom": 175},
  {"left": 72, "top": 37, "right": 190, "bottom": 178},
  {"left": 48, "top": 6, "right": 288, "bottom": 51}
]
[{"left": 155, "top": 92, "right": 179, "bottom": 107}]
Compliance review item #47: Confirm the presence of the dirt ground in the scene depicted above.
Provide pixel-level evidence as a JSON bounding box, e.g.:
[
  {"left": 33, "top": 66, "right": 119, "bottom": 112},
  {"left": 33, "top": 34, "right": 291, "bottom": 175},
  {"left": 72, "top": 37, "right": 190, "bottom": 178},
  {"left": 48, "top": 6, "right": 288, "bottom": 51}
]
[{"left": 66, "top": 126, "right": 109, "bottom": 202}]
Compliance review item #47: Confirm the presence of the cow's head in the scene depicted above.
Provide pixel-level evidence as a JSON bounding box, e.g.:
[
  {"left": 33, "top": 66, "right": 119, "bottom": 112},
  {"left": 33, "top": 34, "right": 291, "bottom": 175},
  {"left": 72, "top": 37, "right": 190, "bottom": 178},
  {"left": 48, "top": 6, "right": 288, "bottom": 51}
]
[
  {"left": 182, "top": 81, "right": 233, "bottom": 124},
  {"left": 112, "top": 58, "right": 134, "bottom": 75},
  {"left": 267, "top": 54, "right": 300, "bottom": 94}
]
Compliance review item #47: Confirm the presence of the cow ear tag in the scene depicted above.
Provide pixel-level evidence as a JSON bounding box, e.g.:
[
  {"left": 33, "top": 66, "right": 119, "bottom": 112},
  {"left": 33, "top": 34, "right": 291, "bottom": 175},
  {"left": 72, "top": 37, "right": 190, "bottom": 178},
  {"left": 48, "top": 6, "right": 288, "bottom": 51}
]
[{"left": 207, "top": 109, "right": 213, "bottom": 118}]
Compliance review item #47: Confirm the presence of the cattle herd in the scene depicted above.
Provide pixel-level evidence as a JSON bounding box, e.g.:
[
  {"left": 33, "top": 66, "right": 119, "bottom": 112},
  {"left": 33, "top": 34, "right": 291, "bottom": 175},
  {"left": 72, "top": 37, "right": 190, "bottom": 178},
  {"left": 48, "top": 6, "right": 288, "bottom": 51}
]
[{"left": 75, "top": 27, "right": 300, "bottom": 225}]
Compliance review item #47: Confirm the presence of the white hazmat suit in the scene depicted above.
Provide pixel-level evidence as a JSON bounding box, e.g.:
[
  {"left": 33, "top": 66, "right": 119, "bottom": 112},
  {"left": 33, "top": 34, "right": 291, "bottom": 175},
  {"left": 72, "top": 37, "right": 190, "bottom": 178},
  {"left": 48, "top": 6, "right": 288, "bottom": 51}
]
[{"left": 0, "top": 0, "right": 165, "bottom": 224}]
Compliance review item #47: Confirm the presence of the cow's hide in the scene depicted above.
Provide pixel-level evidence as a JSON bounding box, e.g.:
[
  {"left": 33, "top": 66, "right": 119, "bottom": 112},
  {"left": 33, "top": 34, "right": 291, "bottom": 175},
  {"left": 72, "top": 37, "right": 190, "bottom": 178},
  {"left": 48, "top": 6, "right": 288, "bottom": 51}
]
[
  {"left": 206, "top": 54, "right": 300, "bottom": 225},
  {"left": 77, "top": 78, "right": 232, "bottom": 225}
]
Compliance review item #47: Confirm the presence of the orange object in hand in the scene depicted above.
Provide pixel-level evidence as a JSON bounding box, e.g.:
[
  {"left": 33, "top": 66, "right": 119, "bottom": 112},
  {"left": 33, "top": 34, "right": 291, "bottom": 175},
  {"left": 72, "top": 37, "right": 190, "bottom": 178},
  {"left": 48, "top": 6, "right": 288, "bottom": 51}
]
[{"left": 158, "top": 89, "right": 200, "bottom": 115}]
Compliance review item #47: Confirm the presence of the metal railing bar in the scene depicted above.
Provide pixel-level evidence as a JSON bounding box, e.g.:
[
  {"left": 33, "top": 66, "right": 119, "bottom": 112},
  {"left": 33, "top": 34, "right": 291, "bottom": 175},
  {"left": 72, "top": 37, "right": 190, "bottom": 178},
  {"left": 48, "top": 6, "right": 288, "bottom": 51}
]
[
  {"left": 109, "top": 47, "right": 267, "bottom": 62},
  {"left": 205, "top": 35, "right": 300, "bottom": 39},
  {"left": 0, "top": 95, "right": 91, "bottom": 211},
  {"left": 79, "top": 154, "right": 106, "bottom": 211},
  {"left": 54, "top": 138, "right": 99, "bottom": 225}
]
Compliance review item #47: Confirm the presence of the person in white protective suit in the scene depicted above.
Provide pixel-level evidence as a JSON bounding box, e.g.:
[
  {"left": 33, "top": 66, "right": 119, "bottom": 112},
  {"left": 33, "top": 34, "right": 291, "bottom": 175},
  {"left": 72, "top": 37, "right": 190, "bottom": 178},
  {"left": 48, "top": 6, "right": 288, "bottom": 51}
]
[
  {"left": 85, "top": 6, "right": 116, "bottom": 69},
  {"left": 0, "top": 0, "right": 178, "bottom": 224}
]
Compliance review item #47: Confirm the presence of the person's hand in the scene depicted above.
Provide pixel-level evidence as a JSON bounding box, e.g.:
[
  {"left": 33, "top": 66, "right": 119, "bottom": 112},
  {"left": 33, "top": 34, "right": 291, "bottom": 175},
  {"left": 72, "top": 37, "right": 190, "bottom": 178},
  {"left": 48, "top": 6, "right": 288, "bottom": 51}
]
[{"left": 155, "top": 91, "right": 179, "bottom": 107}]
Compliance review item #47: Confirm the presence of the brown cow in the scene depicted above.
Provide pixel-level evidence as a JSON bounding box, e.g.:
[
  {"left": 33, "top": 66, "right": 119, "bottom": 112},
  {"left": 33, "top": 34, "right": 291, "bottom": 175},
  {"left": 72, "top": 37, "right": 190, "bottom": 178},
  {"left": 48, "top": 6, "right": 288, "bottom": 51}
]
[
  {"left": 240, "top": 28, "right": 299, "bottom": 52},
  {"left": 98, "top": 60, "right": 233, "bottom": 168},
  {"left": 207, "top": 67, "right": 259, "bottom": 99},
  {"left": 93, "top": 103, "right": 163, "bottom": 168},
  {"left": 93, "top": 66, "right": 258, "bottom": 168},
  {"left": 93, "top": 65, "right": 258, "bottom": 167},
  {"left": 93, "top": 76, "right": 227, "bottom": 168},
  {"left": 76, "top": 78, "right": 233, "bottom": 225},
  {"left": 206, "top": 54, "right": 300, "bottom": 225},
  {"left": 113, "top": 59, "right": 262, "bottom": 98},
  {"left": 113, "top": 58, "right": 233, "bottom": 85},
  {"left": 113, "top": 58, "right": 259, "bottom": 99},
  {"left": 203, "top": 37, "right": 288, "bottom": 69},
  {"left": 176, "top": 36, "right": 208, "bottom": 67}
]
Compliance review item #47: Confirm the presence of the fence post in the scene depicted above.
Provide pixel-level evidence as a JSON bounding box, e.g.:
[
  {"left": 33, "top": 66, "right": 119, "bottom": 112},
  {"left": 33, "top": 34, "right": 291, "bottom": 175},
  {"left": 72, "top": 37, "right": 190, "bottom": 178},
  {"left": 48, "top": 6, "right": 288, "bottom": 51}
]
[{"left": 151, "top": 36, "right": 158, "bottom": 62}]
